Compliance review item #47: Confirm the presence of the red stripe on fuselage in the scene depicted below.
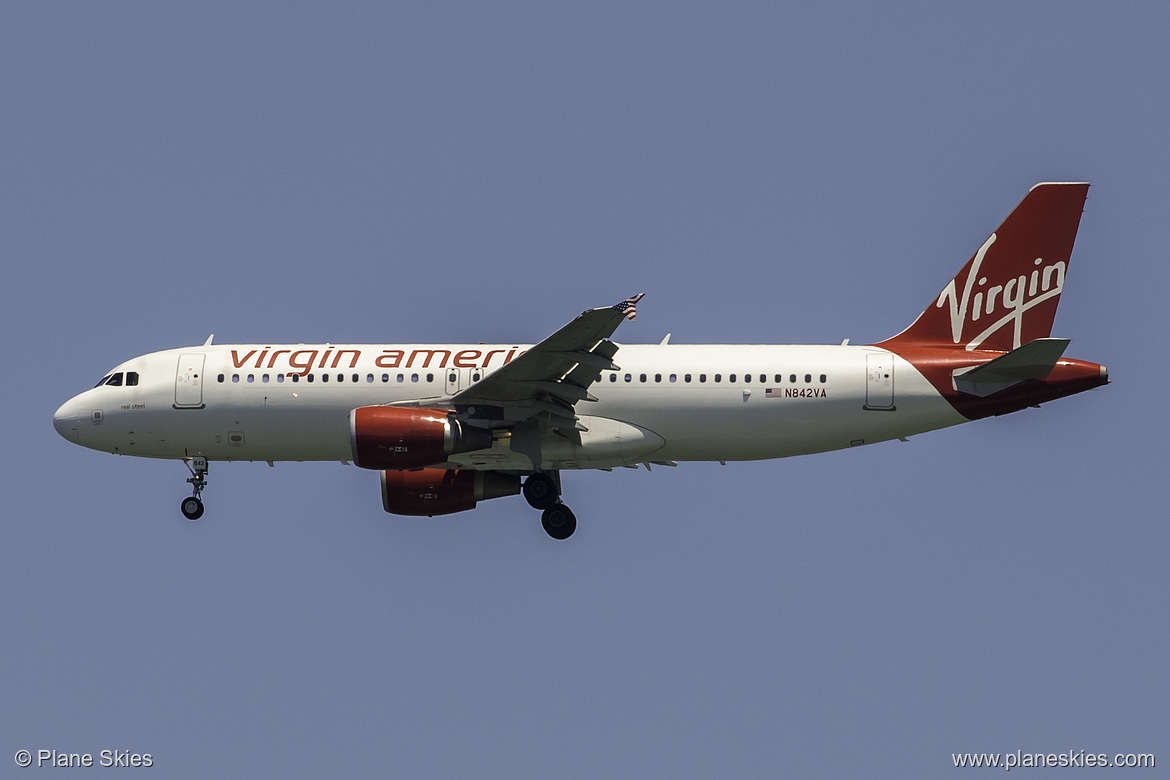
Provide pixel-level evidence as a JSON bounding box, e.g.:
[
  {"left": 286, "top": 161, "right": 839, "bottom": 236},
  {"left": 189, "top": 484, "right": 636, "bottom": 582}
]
[{"left": 890, "top": 346, "right": 1108, "bottom": 419}]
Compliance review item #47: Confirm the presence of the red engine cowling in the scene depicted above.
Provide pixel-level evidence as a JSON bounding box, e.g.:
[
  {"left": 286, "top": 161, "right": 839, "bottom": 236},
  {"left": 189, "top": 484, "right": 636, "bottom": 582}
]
[
  {"left": 381, "top": 469, "right": 520, "bottom": 516},
  {"left": 350, "top": 406, "right": 492, "bottom": 470}
]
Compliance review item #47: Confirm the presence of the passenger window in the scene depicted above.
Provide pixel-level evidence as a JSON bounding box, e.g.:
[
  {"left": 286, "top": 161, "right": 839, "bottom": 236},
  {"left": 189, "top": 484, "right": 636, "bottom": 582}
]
[
  {"left": 669, "top": 374, "right": 677, "bottom": 383},
  {"left": 217, "top": 374, "right": 225, "bottom": 383},
  {"left": 367, "top": 374, "right": 374, "bottom": 383},
  {"left": 411, "top": 374, "right": 419, "bottom": 383},
  {"left": 820, "top": 374, "right": 827, "bottom": 383},
  {"left": 729, "top": 374, "right": 737, "bottom": 383},
  {"left": 232, "top": 374, "right": 239, "bottom": 383},
  {"left": 247, "top": 374, "right": 254, "bottom": 383},
  {"left": 397, "top": 374, "right": 404, "bottom": 383},
  {"left": 685, "top": 374, "right": 692, "bottom": 383},
  {"left": 352, "top": 374, "right": 359, "bottom": 383},
  {"left": 263, "top": 374, "right": 270, "bottom": 383},
  {"left": 473, "top": 373, "right": 481, "bottom": 382},
  {"left": 609, "top": 374, "right": 617, "bottom": 383},
  {"left": 639, "top": 373, "right": 647, "bottom": 383},
  {"left": 699, "top": 374, "right": 706, "bottom": 383},
  {"left": 624, "top": 374, "right": 632, "bottom": 383},
  {"left": 774, "top": 374, "right": 781, "bottom": 383},
  {"left": 714, "top": 374, "right": 722, "bottom": 383},
  {"left": 94, "top": 375, "right": 111, "bottom": 388},
  {"left": 655, "top": 374, "right": 662, "bottom": 383},
  {"left": 292, "top": 374, "right": 300, "bottom": 383},
  {"left": 307, "top": 374, "right": 315, "bottom": 383},
  {"left": 449, "top": 373, "right": 457, "bottom": 383},
  {"left": 426, "top": 373, "right": 434, "bottom": 382},
  {"left": 790, "top": 374, "right": 797, "bottom": 383},
  {"left": 277, "top": 374, "right": 285, "bottom": 383},
  {"left": 107, "top": 373, "right": 123, "bottom": 387},
  {"left": 321, "top": 374, "right": 329, "bottom": 383}
]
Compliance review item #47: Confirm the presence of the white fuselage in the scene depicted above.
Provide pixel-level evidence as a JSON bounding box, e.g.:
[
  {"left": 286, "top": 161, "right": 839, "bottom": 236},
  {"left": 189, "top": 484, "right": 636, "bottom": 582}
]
[{"left": 53, "top": 342, "right": 965, "bottom": 470}]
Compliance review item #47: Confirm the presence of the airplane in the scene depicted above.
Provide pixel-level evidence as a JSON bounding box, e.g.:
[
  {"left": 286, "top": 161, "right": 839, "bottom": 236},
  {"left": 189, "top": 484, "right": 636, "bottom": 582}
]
[{"left": 53, "top": 183, "right": 1107, "bottom": 539}]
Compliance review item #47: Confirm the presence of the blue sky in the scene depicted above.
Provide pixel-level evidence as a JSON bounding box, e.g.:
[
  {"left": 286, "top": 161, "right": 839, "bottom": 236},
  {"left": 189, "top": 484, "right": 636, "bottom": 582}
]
[{"left": 3, "top": 3, "right": 1166, "bottom": 776}]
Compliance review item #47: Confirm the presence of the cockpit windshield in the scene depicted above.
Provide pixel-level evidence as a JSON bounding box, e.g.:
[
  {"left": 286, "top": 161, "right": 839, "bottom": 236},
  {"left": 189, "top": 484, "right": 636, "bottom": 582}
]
[{"left": 92, "top": 371, "right": 138, "bottom": 388}]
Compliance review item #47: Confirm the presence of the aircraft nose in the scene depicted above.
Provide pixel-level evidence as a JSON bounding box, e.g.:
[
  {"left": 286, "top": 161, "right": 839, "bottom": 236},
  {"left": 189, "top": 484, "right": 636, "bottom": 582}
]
[{"left": 53, "top": 399, "right": 81, "bottom": 443}]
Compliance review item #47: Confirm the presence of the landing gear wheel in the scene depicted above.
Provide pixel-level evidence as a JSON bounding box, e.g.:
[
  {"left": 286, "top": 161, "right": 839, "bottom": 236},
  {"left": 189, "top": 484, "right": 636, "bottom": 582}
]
[
  {"left": 181, "top": 496, "right": 204, "bottom": 520},
  {"left": 523, "top": 472, "right": 559, "bottom": 510},
  {"left": 181, "top": 456, "right": 209, "bottom": 521},
  {"left": 541, "top": 503, "right": 577, "bottom": 540}
]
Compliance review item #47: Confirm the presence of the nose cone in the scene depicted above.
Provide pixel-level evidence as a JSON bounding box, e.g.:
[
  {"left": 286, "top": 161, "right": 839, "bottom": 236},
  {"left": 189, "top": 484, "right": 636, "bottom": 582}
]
[{"left": 53, "top": 399, "right": 81, "bottom": 444}]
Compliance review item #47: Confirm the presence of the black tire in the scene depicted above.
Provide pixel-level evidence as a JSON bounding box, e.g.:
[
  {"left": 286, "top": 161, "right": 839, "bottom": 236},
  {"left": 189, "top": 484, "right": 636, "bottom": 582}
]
[
  {"left": 523, "top": 472, "right": 559, "bottom": 510},
  {"left": 181, "top": 496, "right": 204, "bottom": 521},
  {"left": 541, "top": 503, "right": 576, "bottom": 540}
]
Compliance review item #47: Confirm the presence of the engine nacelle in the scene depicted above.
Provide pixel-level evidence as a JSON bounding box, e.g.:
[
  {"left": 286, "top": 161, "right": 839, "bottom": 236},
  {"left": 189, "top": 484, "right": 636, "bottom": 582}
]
[
  {"left": 381, "top": 469, "right": 520, "bottom": 516},
  {"left": 350, "top": 406, "right": 492, "bottom": 470}
]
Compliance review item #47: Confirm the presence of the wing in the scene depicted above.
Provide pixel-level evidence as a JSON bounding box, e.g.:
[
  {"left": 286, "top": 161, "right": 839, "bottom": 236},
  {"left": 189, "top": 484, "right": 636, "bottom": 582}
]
[{"left": 449, "top": 293, "right": 644, "bottom": 432}]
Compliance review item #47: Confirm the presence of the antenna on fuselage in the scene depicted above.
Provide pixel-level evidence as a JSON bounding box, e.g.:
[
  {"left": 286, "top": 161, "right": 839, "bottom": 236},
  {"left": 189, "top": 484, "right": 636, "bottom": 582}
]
[{"left": 203, "top": 334, "right": 214, "bottom": 346}]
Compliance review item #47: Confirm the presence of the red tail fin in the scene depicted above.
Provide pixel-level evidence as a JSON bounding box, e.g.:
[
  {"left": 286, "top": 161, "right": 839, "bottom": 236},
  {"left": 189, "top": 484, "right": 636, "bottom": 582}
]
[{"left": 876, "top": 183, "right": 1089, "bottom": 352}]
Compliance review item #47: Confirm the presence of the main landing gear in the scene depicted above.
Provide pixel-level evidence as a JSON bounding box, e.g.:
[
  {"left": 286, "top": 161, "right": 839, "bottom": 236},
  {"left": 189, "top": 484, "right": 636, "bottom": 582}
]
[
  {"left": 523, "top": 471, "right": 577, "bottom": 540},
  {"left": 180, "top": 456, "right": 209, "bottom": 520}
]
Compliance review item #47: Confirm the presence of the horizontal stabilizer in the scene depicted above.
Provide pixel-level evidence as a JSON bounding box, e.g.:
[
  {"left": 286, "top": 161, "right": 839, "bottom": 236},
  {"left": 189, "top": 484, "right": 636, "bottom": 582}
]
[{"left": 953, "top": 338, "right": 1070, "bottom": 397}]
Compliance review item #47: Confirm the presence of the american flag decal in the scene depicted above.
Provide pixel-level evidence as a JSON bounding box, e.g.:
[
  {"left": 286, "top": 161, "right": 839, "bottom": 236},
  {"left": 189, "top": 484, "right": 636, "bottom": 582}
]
[{"left": 613, "top": 292, "right": 645, "bottom": 321}]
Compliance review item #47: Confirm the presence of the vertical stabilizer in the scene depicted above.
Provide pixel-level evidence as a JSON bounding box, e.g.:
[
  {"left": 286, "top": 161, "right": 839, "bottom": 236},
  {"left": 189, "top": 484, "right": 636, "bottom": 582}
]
[{"left": 876, "top": 183, "right": 1089, "bottom": 352}]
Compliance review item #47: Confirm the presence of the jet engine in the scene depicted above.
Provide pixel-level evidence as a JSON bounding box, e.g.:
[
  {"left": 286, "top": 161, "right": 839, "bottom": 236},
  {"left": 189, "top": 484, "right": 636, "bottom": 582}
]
[
  {"left": 350, "top": 406, "right": 492, "bottom": 470},
  {"left": 380, "top": 468, "right": 520, "bottom": 516}
]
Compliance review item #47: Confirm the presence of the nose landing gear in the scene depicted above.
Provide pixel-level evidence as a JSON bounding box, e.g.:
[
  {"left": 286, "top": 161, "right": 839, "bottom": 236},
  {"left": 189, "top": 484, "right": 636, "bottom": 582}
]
[
  {"left": 524, "top": 471, "right": 577, "bottom": 540},
  {"left": 181, "top": 456, "right": 209, "bottom": 520}
]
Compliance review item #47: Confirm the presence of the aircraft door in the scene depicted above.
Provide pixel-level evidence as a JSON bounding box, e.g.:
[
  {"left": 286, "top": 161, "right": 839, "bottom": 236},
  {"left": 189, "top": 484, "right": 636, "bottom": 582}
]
[
  {"left": 175, "top": 354, "right": 206, "bottom": 408},
  {"left": 444, "top": 368, "right": 468, "bottom": 395},
  {"left": 865, "top": 353, "right": 895, "bottom": 410}
]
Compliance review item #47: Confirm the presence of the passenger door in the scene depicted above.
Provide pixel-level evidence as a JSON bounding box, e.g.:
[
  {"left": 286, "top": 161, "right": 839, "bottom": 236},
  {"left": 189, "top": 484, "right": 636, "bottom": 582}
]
[
  {"left": 174, "top": 354, "right": 206, "bottom": 408},
  {"left": 865, "top": 353, "right": 895, "bottom": 410}
]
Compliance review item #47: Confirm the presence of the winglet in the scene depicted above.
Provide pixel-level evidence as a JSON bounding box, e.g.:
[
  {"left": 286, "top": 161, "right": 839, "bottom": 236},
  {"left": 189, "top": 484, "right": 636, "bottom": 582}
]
[{"left": 612, "top": 292, "right": 645, "bottom": 321}]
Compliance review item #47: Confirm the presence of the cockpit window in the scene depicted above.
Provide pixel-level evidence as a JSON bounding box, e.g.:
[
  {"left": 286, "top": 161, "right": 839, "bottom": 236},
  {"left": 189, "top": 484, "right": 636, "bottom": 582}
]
[
  {"left": 126, "top": 372, "right": 139, "bottom": 387},
  {"left": 106, "top": 372, "right": 124, "bottom": 387},
  {"left": 93, "top": 375, "right": 112, "bottom": 388}
]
